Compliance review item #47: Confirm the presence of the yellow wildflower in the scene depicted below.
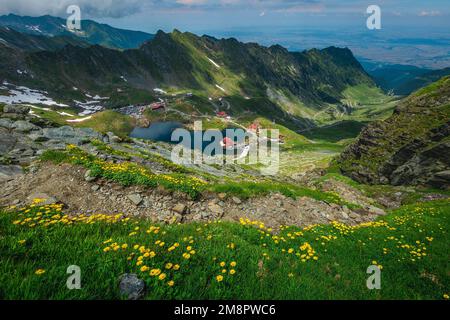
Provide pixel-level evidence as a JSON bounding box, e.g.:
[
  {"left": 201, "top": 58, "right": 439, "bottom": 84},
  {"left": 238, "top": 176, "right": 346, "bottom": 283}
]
[{"left": 35, "top": 269, "right": 46, "bottom": 275}]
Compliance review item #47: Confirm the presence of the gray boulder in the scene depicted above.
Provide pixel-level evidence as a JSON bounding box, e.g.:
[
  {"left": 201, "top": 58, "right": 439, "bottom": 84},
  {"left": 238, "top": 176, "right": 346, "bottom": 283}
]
[
  {"left": 0, "top": 165, "right": 23, "bottom": 182},
  {"left": 0, "top": 129, "right": 17, "bottom": 154},
  {"left": 119, "top": 274, "right": 145, "bottom": 300},
  {"left": 13, "top": 120, "right": 40, "bottom": 133},
  {"left": 26, "top": 193, "right": 59, "bottom": 206},
  {"left": 106, "top": 132, "right": 122, "bottom": 143},
  {"left": 127, "top": 193, "right": 143, "bottom": 206},
  {"left": 3, "top": 105, "right": 30, "bottom": 114},
  {"left": 43, "top": 126, "right": 102, "bottom": 145},
  {"left": 0, "top": 118, "right": 15, "bottom": 129},
  {"left": 84, "top": 169, "right": 97, "bottom": 182}
]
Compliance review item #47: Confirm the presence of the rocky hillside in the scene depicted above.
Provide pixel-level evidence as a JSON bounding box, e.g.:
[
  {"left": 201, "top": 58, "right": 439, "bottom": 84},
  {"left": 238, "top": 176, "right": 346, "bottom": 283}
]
[{"left": 338, "top": 76, "right": 450, "bottom": 189}]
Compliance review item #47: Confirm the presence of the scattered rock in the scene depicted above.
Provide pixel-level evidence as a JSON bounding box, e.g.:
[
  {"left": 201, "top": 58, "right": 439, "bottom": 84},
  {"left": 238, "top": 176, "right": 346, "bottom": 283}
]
[
  {"left": 0, "top": 118, "right": 14, "bottom": 129},
  {"left": 91, "top": 184, "right": 100, "bottom": 192},
  {"left": 106, "top": 132, "right": 122, "bottom": 143},
  {"left": 172, "top": 203, "right": 187, "bottom": 215},
  {"left": 3, "top": 105, "right": 30, "bottom": 115},
  {"left": 366, "top": 205, "right": 386, "bottom": 216},
  {"left": 218, "top": 193, "right": 227, "bottom": 201},
  {"left": 421, "top": 194, "right": 449, "bottom": 202},
  {"left": 0, "top": 165, "right": 23, "bottom": 182},
  {"left": 84, "top": 170, "right": 97, "bottom": 182},
  {"left": 119, "top": 274, "right": 145, "bottom": 300},
  {"left": 13, "top": 120, "right": 39, "bottom": 133},
  {"left": 231, "top": 196, "right": 242, "bottom": 205},
  {"left": 168, "top": 213, "right": 183, "bottom": 224},
  {"left": 43, "top": 126, "right": 102, "bottom": 145},
  {"left": 208, "top": 202, "right": 224, "bottom": 216},
  {"left": 26, "top": 192, "right": 58, "bottom": 206},
  {"left": 127, "top": 193, "right": 143, "bottom": 206},
  {"left": 28, "top": 132, "right": 48, "bottom": 142}
]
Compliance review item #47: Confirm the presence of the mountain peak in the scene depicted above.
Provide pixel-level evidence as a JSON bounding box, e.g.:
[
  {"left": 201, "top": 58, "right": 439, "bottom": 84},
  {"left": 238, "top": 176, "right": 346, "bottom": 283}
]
[{"left": 0, "top": 13, "right": 153, "bottom": 49}]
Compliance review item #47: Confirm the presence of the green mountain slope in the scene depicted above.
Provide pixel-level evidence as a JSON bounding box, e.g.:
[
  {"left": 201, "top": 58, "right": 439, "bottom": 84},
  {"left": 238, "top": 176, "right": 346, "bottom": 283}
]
[
  {"left": 0, "top": 29, "right": 381, "bottom": 129},
  {"left": 0, "top": 14, "right": 153, "bottom": 50},
  {"left": 395, "top": 68, "right": 450, "bottom": 95},
  {"left": 361, "top": 60, "right": 450, "bottom": 96},
  {"left": 338, "top": 76, "right": 450, "bottom": 189},
  {"left": 0, "top": 26, "right": 89, "bottom": 51}
]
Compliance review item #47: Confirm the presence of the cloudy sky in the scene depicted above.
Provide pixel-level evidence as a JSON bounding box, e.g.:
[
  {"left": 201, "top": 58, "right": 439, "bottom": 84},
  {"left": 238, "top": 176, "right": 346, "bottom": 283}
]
[{"left": 0, "top": 0, "right": 449, "bottom": 33}]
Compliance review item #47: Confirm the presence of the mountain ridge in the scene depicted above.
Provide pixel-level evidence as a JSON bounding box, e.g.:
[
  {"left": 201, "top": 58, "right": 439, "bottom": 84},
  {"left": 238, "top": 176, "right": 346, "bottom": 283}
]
[
  {"left": 0, "top": 22, "right": 383, "bottom": 130},
  {"left": 0, "top": 13, "right": 154, "bottom": 50}
]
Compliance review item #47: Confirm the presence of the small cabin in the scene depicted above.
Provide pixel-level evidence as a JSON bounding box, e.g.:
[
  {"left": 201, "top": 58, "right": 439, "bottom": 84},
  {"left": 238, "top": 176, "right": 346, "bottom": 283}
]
[
  {"left": 248, "top": 122, "right": 260, "bottom": 133},
  {"left": 150, "top": 102, "right": 166, "bottom": 111},
  {"left": 221, "top": 137, "right": 235, "bottom": 149}
]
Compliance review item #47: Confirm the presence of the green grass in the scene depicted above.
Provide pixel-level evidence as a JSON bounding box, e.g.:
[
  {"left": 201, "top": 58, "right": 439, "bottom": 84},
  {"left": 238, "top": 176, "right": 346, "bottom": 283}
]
[
  {"left": 415, "top": 76, "right": 450, "bottom": 97},
  {"left": 317, "top": 171, "right": 450, "bottom": 207},
  {"left": 90, "top": 140, "right": 132, "bottom": 159},
  {"left": 0, "top": 199, "right": 448, "bottom": 300},
  {"left": 302, "top": 121, "right": 368, "bottom": 143},
  {"left": 208, "top": 181, "right": 359, "bottom": 209},
  {"left": 40, "top": 146, "right": 206, "bottom": 199},
  {"left": 74, "top": 110, "right": 135, "bottom": 138}
]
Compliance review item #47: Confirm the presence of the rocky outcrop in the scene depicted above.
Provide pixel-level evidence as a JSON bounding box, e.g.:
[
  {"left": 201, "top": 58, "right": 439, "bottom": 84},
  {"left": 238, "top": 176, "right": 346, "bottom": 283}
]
[
  {"left": 338, "top": 76, "right": 450, "bottom": 189},
  {"left": 0, "top": 105, "right": 110, "bottom": 166},
  {"left": 0, "top": 163, "right": 388, "bottom": 229}
]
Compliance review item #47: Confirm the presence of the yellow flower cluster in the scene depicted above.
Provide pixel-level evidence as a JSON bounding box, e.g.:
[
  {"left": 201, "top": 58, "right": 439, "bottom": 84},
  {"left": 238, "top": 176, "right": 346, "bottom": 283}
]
[
  {"left": 215, "top": 261, "right": 237, "bottom": 282},
  {"left": 12, "top": 203, "right": 127, "bottom": 228}
]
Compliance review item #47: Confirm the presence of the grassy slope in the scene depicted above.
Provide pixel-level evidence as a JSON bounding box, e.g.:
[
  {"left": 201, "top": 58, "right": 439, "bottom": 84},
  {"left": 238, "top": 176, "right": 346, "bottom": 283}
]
[
  {"left": 302, "top": 121, "right": 369, "bottom": 144},
  {"left": 74, "top": 110, "right": 135, "bottom": 137},
  {"left": 338, "top": 76, "right": 450, "bottom": 175},
  {"left": 0, "top": 200, "right": 448, "bottom": 300}
]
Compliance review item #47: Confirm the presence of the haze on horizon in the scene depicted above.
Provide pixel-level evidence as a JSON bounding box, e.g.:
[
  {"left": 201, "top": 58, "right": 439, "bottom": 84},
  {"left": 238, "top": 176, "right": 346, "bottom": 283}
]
[{"left": 1, "top": 0, "right": 449, "bottom": 68}]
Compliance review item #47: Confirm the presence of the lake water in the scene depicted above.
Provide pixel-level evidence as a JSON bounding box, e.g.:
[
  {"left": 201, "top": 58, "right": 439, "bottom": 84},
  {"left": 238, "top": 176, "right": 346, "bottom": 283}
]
[
  {"left": 129, "top": 121, "right": 248, "bottom": 153},
  {"left": 130, "top": 121, "right": 182, "bottom": 142}
]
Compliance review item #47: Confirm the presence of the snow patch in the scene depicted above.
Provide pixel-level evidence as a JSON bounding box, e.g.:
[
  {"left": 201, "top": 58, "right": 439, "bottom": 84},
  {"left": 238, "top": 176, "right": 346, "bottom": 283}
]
[
  {"left": 26, "top": 25, "right": 42, "bottom": 33},
  {"left": 0, "top": 83, "right": 67, "bottom": 107},
  {"left": 66, "top": 116, "right": 93, "bottom": 123},
  {"left": 73, "top": 100, "right": 104, "bottom": 116},
  {"left": 28, "top": 110, "right": 41, "bottom": 118},
  {"left": 57, "top": 111, "right": 75, "bottom": 117},
  {"left": 215, "top": 84, "right": 226, "bottom": 93},
  {"left": 207, "top": 58, "right": 221, "bottom": 69},
  {"left": 153, "top": 88, "right": 167, "bottom": 94}
]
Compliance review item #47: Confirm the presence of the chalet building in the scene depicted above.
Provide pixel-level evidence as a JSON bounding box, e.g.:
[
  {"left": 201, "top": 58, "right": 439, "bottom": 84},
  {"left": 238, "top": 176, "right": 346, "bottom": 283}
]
[
  {"left": 248, "top": 122, "right": 260, "bottom": 133},
  {"left": 221, "top": 137, "right": 235, "bottom": 149},
  {"left": 150, "top": 102, "right": 166, "bottom": 111}
]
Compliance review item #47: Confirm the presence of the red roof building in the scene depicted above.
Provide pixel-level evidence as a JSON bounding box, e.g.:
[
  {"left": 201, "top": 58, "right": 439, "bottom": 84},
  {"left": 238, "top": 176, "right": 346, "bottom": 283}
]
[
  {"left": 221, "top": 137, "right": 235, "bottom": 148},
  {"left": 217, "top": 111, "right": 227, "bottom": 117},
  {"left": 150, "top": 102, "right": 166, "bottom": 110},
  {"left": 248, "top": 122, "right": 260, "bottom": 132}
]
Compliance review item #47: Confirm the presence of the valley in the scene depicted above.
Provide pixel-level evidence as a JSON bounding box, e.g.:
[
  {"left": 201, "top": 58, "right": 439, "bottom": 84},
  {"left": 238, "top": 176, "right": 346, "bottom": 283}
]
[{"left": 0, "top": 14, "right": 448, "bottom": 301}]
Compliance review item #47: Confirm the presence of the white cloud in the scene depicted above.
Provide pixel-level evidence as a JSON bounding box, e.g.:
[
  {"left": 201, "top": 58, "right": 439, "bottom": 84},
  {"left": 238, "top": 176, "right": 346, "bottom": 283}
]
[
  {"left": 418, "top": 10, "right": 441, "bottom": 17},
  {"left": 0, "top": 0, "right": 143, "bottom": 18}
]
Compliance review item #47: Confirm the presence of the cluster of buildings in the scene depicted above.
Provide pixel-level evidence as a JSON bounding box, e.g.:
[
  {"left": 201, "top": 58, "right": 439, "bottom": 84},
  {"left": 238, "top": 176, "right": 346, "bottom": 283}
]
[{"left": 118, "top": 100, "right": 166, "bottom": 117}]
